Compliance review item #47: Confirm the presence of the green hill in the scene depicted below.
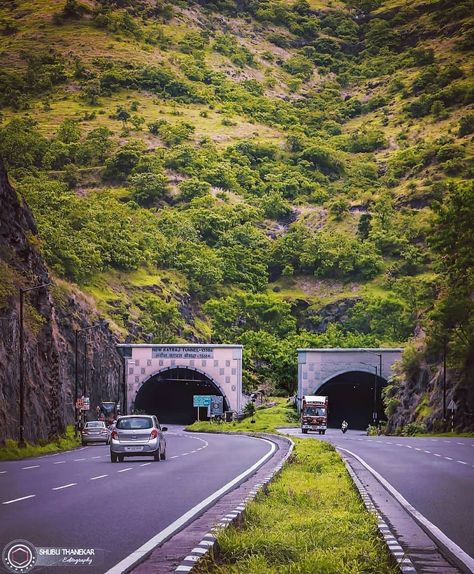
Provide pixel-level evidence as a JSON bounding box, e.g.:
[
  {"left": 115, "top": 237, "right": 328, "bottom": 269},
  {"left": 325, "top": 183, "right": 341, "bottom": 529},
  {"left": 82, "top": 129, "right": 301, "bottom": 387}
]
[{"left": 0, "top": 0, "right": 473, "bottom": 424}]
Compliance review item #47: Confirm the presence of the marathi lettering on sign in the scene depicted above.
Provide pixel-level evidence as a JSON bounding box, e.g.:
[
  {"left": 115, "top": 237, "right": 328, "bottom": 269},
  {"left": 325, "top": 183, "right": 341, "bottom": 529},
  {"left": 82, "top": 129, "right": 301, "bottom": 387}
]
[{"left": 152, "top": 346, "right": 214, "bottom": 359}]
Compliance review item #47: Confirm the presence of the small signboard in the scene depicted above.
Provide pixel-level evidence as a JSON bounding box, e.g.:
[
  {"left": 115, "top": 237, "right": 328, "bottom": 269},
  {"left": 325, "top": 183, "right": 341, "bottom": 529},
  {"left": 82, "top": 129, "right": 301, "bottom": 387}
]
[
  {"left": 193, "top": 395, "right": 212, "bottom": 408},
  {"left": 82, "top": 397, "right": 90, "bottom": 411},
  {"left": 210, "top": 396, "right": 224, "bottom": 416},
  {"left": 75, "top": 398, "right": 84, "bottom": 410}
]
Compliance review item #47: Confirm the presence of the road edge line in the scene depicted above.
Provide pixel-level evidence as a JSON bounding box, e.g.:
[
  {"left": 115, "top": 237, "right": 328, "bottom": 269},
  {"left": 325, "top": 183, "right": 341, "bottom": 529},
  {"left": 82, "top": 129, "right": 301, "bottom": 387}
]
[
  {"left": 104, "top": 436, "right": 277, "bottom": 574},
  {"left": 340, "top": 456, "right": 416, "bottom": 573},
  {"left": 338, "top": 446, "right": 474, "bottom": 574},
  {"left": 173, "top": 433, "right": 294, "bottom": 574}
]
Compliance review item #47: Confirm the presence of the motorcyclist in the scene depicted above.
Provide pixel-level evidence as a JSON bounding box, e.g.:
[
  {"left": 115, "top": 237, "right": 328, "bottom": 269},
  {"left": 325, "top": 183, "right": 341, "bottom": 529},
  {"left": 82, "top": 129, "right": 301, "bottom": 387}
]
[{"left": 341, "top": 420, "right": 348, "bottom": 433}]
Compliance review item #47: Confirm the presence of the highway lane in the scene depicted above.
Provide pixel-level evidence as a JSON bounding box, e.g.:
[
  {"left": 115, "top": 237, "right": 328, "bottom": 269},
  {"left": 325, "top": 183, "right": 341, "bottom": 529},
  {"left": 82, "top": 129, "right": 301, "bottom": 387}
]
[
  {"left": 282, "top": 428, "right": 474, "bottom": 563},
  {"left": 0, "top": 427, "right": 273, "bottom": 573}
]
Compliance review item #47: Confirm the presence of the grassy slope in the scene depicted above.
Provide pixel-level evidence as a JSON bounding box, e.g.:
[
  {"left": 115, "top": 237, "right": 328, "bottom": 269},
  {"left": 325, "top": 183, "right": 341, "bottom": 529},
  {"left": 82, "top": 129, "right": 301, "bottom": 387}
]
[
  {"left": 0, "top": 0, "right": 472, "bottom": 350},
  {"left": 0, "top": 425, "right": 80, "bottom": 461}
]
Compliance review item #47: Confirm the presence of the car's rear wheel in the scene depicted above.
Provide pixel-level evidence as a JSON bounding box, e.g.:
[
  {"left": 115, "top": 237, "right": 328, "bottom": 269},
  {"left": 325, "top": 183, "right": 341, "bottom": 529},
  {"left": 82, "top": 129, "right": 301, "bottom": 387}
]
[
  {"left": 153, "top": 450, "right": 161, "bottom": 462},
  {"left": 111, "top": 452, "right": 117, "bottom": 463},
  {"left": 302, "top": 429, "right": 308, "bottom": 434}
]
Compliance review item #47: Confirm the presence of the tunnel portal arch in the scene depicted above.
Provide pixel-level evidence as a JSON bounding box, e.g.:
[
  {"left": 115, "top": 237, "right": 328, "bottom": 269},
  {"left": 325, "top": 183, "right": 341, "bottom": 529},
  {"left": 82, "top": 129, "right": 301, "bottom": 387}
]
[
  {"left": 316, "top": 370, "right": 387, "bottom": 429},
  {"left": 297, "top": 347, "right": 402, "bottom": 429},
  {"left": 118, "top": 344, "right": 243, "bottom": 423},
  {"left": 134, "top": 366, "right": 230, "bottom": 424}
]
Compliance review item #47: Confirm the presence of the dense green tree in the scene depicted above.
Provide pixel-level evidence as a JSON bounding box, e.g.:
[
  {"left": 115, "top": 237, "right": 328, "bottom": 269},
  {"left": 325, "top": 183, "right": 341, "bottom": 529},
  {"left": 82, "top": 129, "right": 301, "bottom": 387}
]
[{"left": 129, "top": 172, "right": 169, "bottom": 205}]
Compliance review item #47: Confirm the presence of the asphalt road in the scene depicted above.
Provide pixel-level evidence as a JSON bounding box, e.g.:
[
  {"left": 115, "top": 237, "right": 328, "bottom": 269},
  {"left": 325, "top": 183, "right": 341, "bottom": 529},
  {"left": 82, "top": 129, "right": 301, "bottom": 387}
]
[
  {"left": 282, "top": 427, "right": 474, "bottom": 562},
  {"left": 0, "top": 427, "right": 273, "bottom": 574}
]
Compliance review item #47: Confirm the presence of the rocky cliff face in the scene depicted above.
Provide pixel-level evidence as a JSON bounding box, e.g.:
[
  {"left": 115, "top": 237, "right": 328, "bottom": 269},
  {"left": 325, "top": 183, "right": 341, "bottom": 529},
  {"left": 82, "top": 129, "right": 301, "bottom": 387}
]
[
  {"left": 0, "top": 159, "right": 121, "bottom": 443},
  {"left": 386, "top": 338, "right": 474, "bottom": 433}
]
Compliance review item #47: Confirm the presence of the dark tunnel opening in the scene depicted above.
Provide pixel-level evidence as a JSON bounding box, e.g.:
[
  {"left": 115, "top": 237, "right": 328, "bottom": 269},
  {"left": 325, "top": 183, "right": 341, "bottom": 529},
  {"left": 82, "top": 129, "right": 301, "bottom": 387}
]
[
  {"left": 317, "top": 371, "right": 387, "bottom": 430},
  {"left": 134, "top": 367, "right": 228, "bottom": 425}
]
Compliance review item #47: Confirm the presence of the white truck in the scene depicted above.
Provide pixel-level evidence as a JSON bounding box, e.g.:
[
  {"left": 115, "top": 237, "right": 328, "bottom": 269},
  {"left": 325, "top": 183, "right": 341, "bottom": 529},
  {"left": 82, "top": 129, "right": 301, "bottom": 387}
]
[{"left": 301, "top": 395, "right": 328, "bottom": 435}]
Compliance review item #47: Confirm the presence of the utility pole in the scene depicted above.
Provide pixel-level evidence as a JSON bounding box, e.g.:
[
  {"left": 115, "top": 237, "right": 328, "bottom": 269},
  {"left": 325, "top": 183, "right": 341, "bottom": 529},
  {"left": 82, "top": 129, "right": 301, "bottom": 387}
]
[
  {"left": 74, "top": 329, "right": 79, "bottom": 436},
  {"left": 443, "top": 337, "right": 447, "bottom": 430},
  {"left": 122, "top": 355, "right": 127, "bottom": 415},
  {"left": 373, "top": 365, "right": 378, "bottom": 424},
  {"left": 19, "top": 282, "right": 50, "bottom": 447},
  {"left": 74, "top": 322, "right": 102, "bottom": 433}
]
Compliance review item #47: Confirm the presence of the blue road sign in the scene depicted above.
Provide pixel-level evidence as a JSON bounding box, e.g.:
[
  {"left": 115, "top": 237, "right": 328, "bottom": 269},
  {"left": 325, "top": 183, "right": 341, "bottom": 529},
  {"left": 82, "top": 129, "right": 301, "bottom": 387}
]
[{"left": 193, "top": 395, "right": 212, "bottom": 407}]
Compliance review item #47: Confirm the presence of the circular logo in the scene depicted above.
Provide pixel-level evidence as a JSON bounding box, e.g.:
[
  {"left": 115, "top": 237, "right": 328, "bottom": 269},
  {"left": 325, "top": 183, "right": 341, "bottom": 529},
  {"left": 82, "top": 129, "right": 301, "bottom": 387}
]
[{"left": 2, "top": 540, "right": 37, "bottom": 573}]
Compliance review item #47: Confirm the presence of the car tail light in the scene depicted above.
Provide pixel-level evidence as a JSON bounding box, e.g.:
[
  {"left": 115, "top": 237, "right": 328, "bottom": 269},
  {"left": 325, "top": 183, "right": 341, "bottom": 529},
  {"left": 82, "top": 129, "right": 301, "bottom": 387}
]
[
  {"left": 111, "top": 430, "right": 118, "bottom": 440},
  {"left": 150, "top": 429, "right": 158, "bottom": 439}
]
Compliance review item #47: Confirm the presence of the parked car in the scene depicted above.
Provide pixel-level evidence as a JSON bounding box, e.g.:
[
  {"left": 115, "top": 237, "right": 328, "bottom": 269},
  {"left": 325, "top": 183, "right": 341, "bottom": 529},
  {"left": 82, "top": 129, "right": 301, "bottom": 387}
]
[
  {"left": 81, "top": 420, "right": 109, "bottom": 445},
  {"left": 109, "top": 415, "right": 167, "bottom": 463}
]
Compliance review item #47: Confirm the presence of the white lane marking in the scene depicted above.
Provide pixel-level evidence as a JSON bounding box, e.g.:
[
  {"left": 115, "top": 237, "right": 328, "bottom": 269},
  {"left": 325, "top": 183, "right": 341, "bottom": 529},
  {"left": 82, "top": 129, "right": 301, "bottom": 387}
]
[
  {"left": 53, "top": 461, "right": 66, "bottom": 465},
  {"left": 434, "top": 454, "right": 441, "bottom": 457},
  {"left": 396, "top": 443, "right": 403, "bottom": 446},
  {"left": 406, "top": 446, "right": 412, "bottom": 449},
  {"left": 457, "top": 460, "right": 467, "bottom": 465},
  {"left": 182, "top": 453, "right": 190, "bottom": 456},
  {"left": 415, "top": 448, "right": 421, "bottom": 451},
  {"left": 338, "top": 447, "right": 474, "bottom": 573},
  {"left": 90, "top": 475, "right": 108, "bottom": 480},
  {"left": 139, "top": 463, "right": 151, "bottom": 467},
  {"left": 2, "top": 495, "right": 36, "bottom": 504},
  {"left": 78, "top": 447, "right": 87, "bottom": 451},
  {"left": 52, "top": 483, "right": 77, "bottom": 491},
  {"left": 22, "top": 465, "right": 40, "bottom": 469},
  {"left": 424, "top": 450, "right": 431, "bottom": 454},
  {"left": 74, "top": 458, "right": 86, "bottom": 462},
  {"left": 118, "top": 467, "right": 132, "bottom": 473},
  {"left": 0, "top": 471, "right": 6, "bottom": 474},
  {"left": 456, "top": 442, "right": 463, "bottom": 445},
  {"left": 169, "top": 456, "right": 178, "bottom": 459},
  {"left": 445, "top": 457, "right": 453, "bottom": 461},
  {"left": 91, "top": 456, "right": 101, "bottom": 459},
  {"left": 104, "top": 437, "right": 277, "bottom": 574}
]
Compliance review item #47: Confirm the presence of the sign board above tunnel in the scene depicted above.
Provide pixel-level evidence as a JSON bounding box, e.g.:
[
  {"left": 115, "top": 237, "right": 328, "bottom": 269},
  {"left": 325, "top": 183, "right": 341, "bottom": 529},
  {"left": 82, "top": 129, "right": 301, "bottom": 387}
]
[
  {"left": 152, "top": 346, "right": 214, "bottom": 359},
  {"left": 193, "top": 395, "right": 212, "bottom": 407}
]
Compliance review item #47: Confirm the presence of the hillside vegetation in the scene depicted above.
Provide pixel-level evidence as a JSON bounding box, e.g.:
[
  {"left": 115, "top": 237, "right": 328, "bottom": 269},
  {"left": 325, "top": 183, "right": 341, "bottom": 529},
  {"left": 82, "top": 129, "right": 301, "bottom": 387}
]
[{"left": 0, "top": 0, "right": 472, "bottom": 424}]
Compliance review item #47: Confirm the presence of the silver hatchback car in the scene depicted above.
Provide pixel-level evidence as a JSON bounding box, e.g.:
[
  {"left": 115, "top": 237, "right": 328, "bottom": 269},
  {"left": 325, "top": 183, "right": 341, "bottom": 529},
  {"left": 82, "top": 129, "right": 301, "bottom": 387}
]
[{"left": 110, "top": 415, "right": 167, "bottom": 463}]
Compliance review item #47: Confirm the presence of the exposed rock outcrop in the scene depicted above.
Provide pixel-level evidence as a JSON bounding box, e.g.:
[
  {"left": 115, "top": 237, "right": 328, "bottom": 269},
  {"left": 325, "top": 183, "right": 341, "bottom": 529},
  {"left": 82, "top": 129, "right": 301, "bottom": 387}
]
[
  {"left": 296, "top": 298, "right": 361, "bottom": 333},
  {"left": 387, "top": 342, "right": 474, "bottom": 433},
  {"left": 0, "top": 159, "right": 121, "bottom": 443}
]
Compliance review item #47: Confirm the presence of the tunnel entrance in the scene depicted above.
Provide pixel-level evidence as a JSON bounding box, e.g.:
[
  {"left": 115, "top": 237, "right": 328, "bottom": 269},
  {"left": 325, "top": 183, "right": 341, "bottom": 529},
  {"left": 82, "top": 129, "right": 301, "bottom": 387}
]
[
  {"left": 317, "top": 371, "right": 387, "bottom": 430},
  {"left": 134, "top": 367, "right": 228, "bottom": 425}
]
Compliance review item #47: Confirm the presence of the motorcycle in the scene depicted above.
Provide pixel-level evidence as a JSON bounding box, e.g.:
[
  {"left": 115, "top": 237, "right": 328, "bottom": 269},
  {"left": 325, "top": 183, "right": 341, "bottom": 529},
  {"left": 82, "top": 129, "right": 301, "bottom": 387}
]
[{"left": 341, "top": 421, "right": 348, "bottom": 434}]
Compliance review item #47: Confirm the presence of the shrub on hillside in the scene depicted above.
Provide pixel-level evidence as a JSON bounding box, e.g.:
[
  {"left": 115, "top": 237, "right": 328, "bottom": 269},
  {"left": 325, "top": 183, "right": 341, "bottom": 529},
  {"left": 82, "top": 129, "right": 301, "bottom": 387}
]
[
  {"left": 129, "top": 172, "right": 169, "bottom": 205},
  {"left": 179, "top": 178, "right": 211, "bottom": 201},
  {"left": 103, "top": 141, "right": 145, "bottom": 181},
  {"left": 343, "top": 129, "right": 387, "bottom": 153}
]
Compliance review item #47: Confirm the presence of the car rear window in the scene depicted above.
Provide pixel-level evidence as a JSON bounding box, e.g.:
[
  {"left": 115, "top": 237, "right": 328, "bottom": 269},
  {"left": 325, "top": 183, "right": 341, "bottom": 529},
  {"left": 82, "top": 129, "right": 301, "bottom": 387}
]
[
  {"left": 116, "top": 417, "right": 153, "bottom": 430},
  {"left": 85, "top": 421, "right": 105, "bottom": 428}
]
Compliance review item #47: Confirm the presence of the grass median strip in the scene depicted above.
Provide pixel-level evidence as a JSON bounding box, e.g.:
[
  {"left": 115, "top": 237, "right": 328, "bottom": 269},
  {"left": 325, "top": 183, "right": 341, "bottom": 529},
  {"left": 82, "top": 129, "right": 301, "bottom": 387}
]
[
  {"left": 194, "top": 438, "right": 397, "bottom": 574},
  {"left": 188, "top": 398, "right": 299, "bottom": 434}
]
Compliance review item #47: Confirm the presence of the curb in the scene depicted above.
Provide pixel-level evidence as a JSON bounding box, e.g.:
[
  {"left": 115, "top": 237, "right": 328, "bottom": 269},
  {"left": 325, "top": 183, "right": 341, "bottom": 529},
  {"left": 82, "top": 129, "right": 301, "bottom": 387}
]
[
  {"left": 340, "top": 453, "right": 416, "bottom": 574},
  {"left": 174, "top": 433, "right": 294, "bottom": 573}
]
